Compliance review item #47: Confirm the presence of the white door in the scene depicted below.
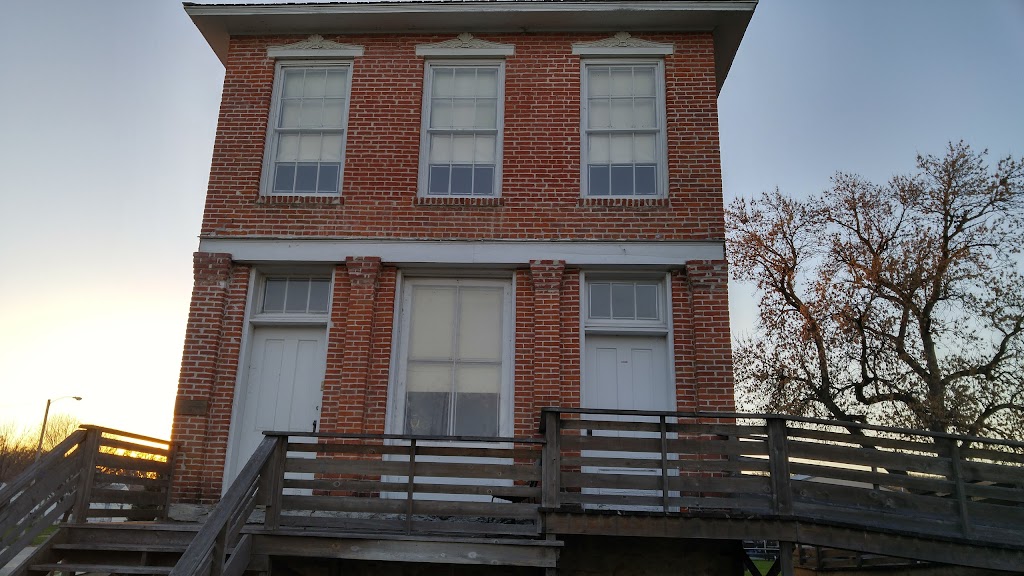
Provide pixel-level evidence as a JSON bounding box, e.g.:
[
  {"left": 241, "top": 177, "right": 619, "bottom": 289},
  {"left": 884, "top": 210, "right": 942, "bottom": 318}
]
[
  {"left": 582, "top": 335, "right": 673, "bottom": 510},
  {"left": 226, "top": 325, "right": 326, "bottom": 484}
]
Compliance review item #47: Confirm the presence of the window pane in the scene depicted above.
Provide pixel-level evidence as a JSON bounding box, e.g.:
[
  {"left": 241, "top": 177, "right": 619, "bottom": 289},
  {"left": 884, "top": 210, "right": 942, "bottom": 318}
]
[
  {"left": 273, "top": 164, "right": 295, "bottom": 193},
  {"left": 450, "top": 165, "right": 473, "bottom": 195},
  {"left": 474, "top": 135, "right": 495, "bottom": 163},
  {"left": 635, "top": 284, "right": 658, "bottom": 319},
  {"left": 610, "top": 165, "right": 634, "bottom": 195},
  {"left": 588, "top": 67, "right": 610, "bottom": 96},
  {"left": 277, "top": 134, "right": 300, "bottom": 162},
  {"left": 409, "top": 286, "right": 455, "bottom": 358},
  {"left": 454, "top": 68, "right": 477, "bottom": 94},
  {"left": 635, "top": 165, "right": 657, "bottom": 196},
  {"left": 429, "top": 135, "right": 451, "bottom": 163},
  {"left": 428, "top": 165, "right": 450, "bottom": 195},
  {"left": 299, "top": 100, "right": 324, "bottom": 128},
  {"left": 452, "top": 136, "right": 475, "bottom": 162},
  {"left": 308, "top": 279, "right": 331, "bottom": 313},
  {"left": 473, "top": 166, "right": 494, "bottom": 196},
  {"left": 295, "top": 163, "right": 318, "bottom": 192},
  {"left": 322, "top": 98, "right": 345, "bottom": 128},
  {"left": 320, "top": 134, "right": 343, "bottom": 162},
  {"left": 303, "top": 69, "right": 326, "bottom": 98},
  {"left": 610, "top": 98, "right": 632, "bottom": 129},
  {"left": 610, "top": 135, "right": 633, "bottom": 163},
  {"left": 325, "top": 69, "right": 347, "bottom": 97},
  {"left": 476, "top": 68, "right": 498, "bottom": 97},
  {"left": 280, "top": 100, "right": 301, "bottom": 128},
  {"left": 317, "top": 164, "right": 340, "bottom": 193},
  {"left": 432, "top": 68, "right": 454, "bottom": 97},
  {"left": 451, "top": 98, "right": 475, "bottom": 128},
  {"left": 298, "top": 134, "right": 322, "bottom": 161},
  {"left": 588, "top": 99, "right": 610, "bottom": 129},
  {"left": 611, "top": 283, "right": 635, "bottom": 319},
  {"left": 474, "top": 98, "right": 497, "bottom": 129},
  {"left": 609, "top": 68, "right": 632, "bottom": 97},
  {"left": 634, "top": 66, "right": 656, "bottom": 96},
  {"left": 283, "top": 278, "right": 309, "bottom": 312},
  {"left": 635, "top": 135, "right": 656, "bottom": 163},
  {"left": 589, "top": 165, "right": 610, "bottom": 196},
  {"left": 589, "top": 135, "right": 610, "bottom": 164},
  {"left": 430, "top": 98, "right": 453, "bottom": 128},
  {"left": 406, "top": 392, "right": 450, "bottom": 435},
  {"left": 635, "top": 97, "right": 657, "bottom": 128},
  {"left": 282, "top": 69, "right": 304, "bottom": 98},
  {"left": 589, "top": 283, "right": 611, "bottom": 318},
  {"left": 457, "top": 288, "right": 503, "bottom": 360},
  {"left": 263, "top": 279, "right": 287, "bottom": 313},
  {"left": 454, "top": 393, "right": 498, "bottom": 437}
]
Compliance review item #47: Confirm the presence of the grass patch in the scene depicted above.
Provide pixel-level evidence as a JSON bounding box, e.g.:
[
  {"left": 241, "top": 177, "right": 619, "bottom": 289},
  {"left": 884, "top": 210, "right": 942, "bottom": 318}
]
[
  {"left": 744, "top": 558, "right": 776, "bottom": 576},
  {"left": 30, "top": 525, "right": 59, "bottom": 546}
]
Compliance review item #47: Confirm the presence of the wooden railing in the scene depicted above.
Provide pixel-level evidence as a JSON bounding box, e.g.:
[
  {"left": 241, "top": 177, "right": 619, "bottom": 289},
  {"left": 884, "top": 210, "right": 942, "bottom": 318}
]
[
  {"left": 265, "top": 432, "right": 545, "bottom": 537},
  {"left": 0, "top": 426, "right": 172, "bottom": 568},
  {"left": 540, "top": 408, "right": 1024, "bottom": 547}
]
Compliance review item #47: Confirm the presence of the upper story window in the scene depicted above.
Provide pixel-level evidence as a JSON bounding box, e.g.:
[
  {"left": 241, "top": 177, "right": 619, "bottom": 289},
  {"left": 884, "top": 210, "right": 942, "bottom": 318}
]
[
  {"left": 420, "top": 62, "right": 505, "bottom": 197},
  {"left": 573, "top": 33, "right": 673, "bottom": 198},
  {"left": 264, "top": 63, "right": 353, "bottom": 196},
  {"left": 261, "top": 276, "right": 331, "bottom": 314},
  {"left": 582, "top": 61, "right": 665, "bottom": 197}
]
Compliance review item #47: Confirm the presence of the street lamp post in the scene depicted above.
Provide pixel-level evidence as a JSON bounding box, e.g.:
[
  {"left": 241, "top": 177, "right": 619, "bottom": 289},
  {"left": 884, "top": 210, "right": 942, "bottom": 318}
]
[{"left": 35, "top": 395, "right": 82, "bottom": 461}]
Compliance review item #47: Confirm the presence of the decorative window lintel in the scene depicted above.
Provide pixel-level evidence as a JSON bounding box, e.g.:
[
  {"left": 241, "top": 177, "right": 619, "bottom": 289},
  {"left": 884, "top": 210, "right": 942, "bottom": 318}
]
[
  {"left": 572, "top": 32, "right": 673, "bottom": 57},
  {"left": 415, "top": 33, "right": 515, "bottom": 58},
  {"left": 268, "top": 35, "right": 365, "bottom": 59}
]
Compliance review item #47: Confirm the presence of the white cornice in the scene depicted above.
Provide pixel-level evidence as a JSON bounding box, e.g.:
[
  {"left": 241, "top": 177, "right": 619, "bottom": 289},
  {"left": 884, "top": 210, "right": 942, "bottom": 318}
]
[
  {"left": 416, "top": 33, "right": 515, "bottom": 58},
  {"left": 572, "top": 32, "right": 673, "bottom": 56},
  {"left": 267, "top": 35, "right": 365, "bottom": 59}
]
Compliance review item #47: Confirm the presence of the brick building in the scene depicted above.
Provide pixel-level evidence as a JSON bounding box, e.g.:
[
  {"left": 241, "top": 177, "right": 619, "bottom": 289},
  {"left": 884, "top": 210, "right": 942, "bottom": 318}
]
[{"left": 172, "top": 3, "right": 753, "bottom": 571}]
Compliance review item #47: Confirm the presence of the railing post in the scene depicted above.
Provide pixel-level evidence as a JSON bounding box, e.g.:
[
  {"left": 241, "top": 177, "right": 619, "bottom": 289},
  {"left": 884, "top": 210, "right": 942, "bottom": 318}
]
[
  {"left": 659, "top": 415, "right": 670, "bottom": 514},
  {"left": 71, "top": 427, "right": 102, "bottom": 523},
  {"left": 945, "top": 438, "right": 973, "bottom": 538},
  {"left": 405, "top": 438, "right": 417, "bottom": 535},
  {"left": 262, "top": 435, "right": 286, "bottom": 530},
  {"left": 541, "top": 410, "right": 561, "bottom": 511},
  {"left": 766, "top": 418, "right": 793, "bottom": 516}
]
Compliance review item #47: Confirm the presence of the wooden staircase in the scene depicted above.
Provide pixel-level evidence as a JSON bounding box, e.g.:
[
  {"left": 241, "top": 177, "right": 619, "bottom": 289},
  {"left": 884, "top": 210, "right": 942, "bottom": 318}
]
[{"left": 17, "top": 523, "right": 197, "bottom": 576}]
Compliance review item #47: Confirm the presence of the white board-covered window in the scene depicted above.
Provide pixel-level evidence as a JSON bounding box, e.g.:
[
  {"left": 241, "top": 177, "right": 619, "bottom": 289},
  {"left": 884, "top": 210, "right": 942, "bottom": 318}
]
[{"left": 395, "top": 278, "right": 512, "bottom": 437}]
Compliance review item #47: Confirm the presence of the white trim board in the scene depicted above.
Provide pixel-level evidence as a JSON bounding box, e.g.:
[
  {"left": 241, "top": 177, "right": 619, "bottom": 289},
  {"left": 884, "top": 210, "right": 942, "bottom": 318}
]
[{"left": 196, "top": 238, "right": 725, "bottom": 266}]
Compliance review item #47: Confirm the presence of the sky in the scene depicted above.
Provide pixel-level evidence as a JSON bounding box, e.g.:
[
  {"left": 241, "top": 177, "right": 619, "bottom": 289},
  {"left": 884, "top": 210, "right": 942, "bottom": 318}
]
[{"left": 0, "top": 0, "right": 1021, "bottom": 440}]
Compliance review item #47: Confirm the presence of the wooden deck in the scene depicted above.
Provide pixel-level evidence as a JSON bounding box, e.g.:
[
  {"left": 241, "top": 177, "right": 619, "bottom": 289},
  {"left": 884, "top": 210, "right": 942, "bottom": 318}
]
[{"left": 2, "top": 411, "right": 1024, "bottom": 575}]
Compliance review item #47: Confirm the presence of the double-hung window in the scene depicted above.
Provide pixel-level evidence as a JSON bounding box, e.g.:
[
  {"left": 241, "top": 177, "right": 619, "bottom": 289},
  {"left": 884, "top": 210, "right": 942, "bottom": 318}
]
[
  {"left": 582, "top": 61, "right": 666, "bottom": 197},
  {"left": 264, "top": 63, "right": 353, "bottom": 196},
  {"left": 420, "top": 63, "right": 504, "bottom": 197}
]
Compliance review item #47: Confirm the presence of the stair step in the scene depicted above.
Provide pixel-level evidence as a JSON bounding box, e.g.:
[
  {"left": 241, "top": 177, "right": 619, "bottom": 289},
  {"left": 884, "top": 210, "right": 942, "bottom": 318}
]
[
  {"left": 54, "top": 542, "right": 188, "bottom": 553},
  {"left": 30, "top": 563, "right": 173, "bottom": 575}
]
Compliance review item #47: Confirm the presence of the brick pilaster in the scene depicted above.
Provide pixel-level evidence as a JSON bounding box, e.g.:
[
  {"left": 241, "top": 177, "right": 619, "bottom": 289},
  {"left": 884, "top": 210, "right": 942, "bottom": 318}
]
[
  {"left": 335, "top": 256, "right": 382, "bottom": 433},
  {"left": 530, "top": 260, "right": 566, "bottom": 425},
  {"left": 684, "top": 260, "right": 734, "bottom": 415}
]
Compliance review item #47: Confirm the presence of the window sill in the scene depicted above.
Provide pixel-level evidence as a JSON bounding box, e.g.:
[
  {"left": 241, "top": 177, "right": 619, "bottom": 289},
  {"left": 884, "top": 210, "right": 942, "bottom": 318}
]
[
  {"left": 256, "top": 195, "right": 344, "bottom": 206},
  {"left": 578, "top": 197, "right": 670, "bottom": 208},
  {"left": 414, "top": 196, "right": 505, "bottom": 207}
]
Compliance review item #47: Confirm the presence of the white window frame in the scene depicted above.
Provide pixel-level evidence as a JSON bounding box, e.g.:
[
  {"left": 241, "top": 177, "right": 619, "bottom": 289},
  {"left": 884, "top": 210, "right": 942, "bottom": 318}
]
[
  {"left": 580, "top": 59, "right": 668, "bottom": 198},
  {"left": 249, "top": 270, "right": 334, "bottom": 325},
  {"left": 388, "top": 276, "right": 515, "bottom": 438},
  {"left": 417, "top": 60, "right": 506, "bottom": 198},
  {"left": 261, "top": 60, "right": 355, "bottom": 197},
  {"left": 582, "top": 273, "right": 669, "bottom": 333}
]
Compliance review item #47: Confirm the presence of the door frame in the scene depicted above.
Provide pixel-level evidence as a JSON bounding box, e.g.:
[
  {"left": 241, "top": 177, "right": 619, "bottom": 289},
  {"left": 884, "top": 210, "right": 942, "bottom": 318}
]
[{"left": 223, "top": 268, "right": 333, "bottom": 492}]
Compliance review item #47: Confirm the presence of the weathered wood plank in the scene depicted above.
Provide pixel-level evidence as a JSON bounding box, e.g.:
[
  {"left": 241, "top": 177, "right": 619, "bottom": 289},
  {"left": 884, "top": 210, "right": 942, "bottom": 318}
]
[
  {"left": 559, "top": 471, "right": 770, "bottom": 494},
  {"left": 281, "top": 477, "right": 541, "bottom": 499},
  {"left": 99, "top": 437, "right": 171, "bottom": 457},
  {"left": 287, "top": 443, "right": 541, "bottom": 460},
  {"left": 284, "top": 458, "right": 541, "bottom": 481},
  {"left": 277, "top": 514, "right": 538, "bottom": 536},
  {"left": 88, "top": 488, "right": 167, "bottom": 506},
  {"left": 960, "top": 459, "right": 1024, "bottom": 484},
  {"left": 785, "top": 441, "right": 951, "bottom": 476},
  {"left": 94, "top": 452, "right": 171, "bottom": 475},
  {"left": 281, "top": 494, "right": 538, "bottom": 519},
  {"left": 787, "top": 461, "right": 952, "bottom": 493},
  {"left": 784, "top": 428, "right": 940, "bottom": 454}
]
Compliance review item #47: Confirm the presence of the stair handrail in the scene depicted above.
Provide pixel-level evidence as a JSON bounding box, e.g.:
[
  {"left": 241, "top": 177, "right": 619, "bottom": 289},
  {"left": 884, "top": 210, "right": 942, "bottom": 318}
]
[
  {"left": 170, "top": 434, "right": 280, "bottom": 576},
  {"left": 0, "top": 428, "right": 88, "bottom": 569}
]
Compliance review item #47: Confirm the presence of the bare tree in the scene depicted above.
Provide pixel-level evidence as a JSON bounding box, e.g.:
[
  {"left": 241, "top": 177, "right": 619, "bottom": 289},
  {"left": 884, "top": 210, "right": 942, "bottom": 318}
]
[
  {"left": 0, "top": 422, "right": 34, "bottom": 482},
  {"left": 727, "top": 142, "right": 1024, "bottom": 439}
]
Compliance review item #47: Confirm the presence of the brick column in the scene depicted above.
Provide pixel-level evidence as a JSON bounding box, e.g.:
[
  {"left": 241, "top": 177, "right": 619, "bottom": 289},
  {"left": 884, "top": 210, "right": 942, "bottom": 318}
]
[
  {"left": 171, "top": 251, "right": 234, "bottom": 503},
  {"left": 685, "top": 260, "right": 735, "bottom": 414},
  {"left": 530, "top": 260, "right": 566, "bottom": 426},
  {"left": 514, "top": 270, "right": 536, "bottom": 437},
  {"left": 336, "top": 256, "right": 382, "bottom": 433}
]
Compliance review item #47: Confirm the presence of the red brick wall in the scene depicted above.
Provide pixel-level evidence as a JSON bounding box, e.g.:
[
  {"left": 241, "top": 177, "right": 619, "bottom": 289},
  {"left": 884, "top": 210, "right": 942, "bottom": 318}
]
[{"left": 200, "top": 32, "right": 723, "bottom": 241}]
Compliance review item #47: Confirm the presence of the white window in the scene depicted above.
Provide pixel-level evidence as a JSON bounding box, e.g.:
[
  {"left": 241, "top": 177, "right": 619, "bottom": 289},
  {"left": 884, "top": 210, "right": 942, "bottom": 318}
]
[
  {"left": 420, "top": 63, "right": 504, "bottom": 197},
  {"left": 264, "top": 63, "right": 352, "bottom": 195},
  {"left": 584, "top": 277, "right": 667, "bottom": 330},
  {"left": 394, "top": 279, "right": 512, "bottom": 437},
  {"left": 582, "top": 61, "right": 666, "bottom": 197}
]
